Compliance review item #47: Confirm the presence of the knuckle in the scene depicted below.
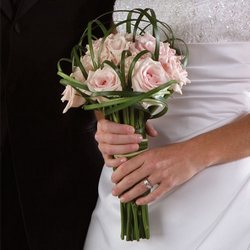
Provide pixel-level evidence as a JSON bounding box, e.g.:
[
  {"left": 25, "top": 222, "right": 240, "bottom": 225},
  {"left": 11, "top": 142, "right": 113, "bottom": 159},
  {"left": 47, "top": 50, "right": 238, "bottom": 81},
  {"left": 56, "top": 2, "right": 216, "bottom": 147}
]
[
  {"left": 155, "top": 160, "right": 165, "bottom": 170},
  {"left": 94, "top": 132, "right": 100, "bottom": 142},
  {"left": 100, "top": 119, "right": 109, "bottom": 131},
  {"left": 105, "top": 147, "right": 114, "bottom": 155},
  {"left": 162, "top": 169, "right": 169, "bottom": 179},
  {"left": 106, "top": 159, "right": 115, "bottom": 168},
  {"left": 98, "top": 143, "right": 111, "bottom": 156},
  {"left": 117, "top": 165, "right": 126, "bottom": 176},
  {"left": 146, "top": 163, "right": 155, "bottom": 172},
  {"left": 98, "top": 143, "right": 103, "bottom": 152},
  {"left": 107, "top": 134, "right": 116, "bottom": 143}
]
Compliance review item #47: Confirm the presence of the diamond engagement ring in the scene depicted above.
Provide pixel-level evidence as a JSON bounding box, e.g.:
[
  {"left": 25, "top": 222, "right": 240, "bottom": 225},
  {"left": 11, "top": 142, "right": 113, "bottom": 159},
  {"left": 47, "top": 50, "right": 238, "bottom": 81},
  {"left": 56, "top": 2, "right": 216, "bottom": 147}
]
[{"left": 143, "top": 178, "right": 153, "bottom": 189}]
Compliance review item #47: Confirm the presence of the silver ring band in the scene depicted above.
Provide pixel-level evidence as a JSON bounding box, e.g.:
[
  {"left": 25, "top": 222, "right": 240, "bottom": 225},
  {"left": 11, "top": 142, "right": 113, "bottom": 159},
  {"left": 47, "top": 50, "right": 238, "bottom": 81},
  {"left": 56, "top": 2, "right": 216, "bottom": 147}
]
[{"left": 143, "top": 178, "right": 153, "bottom": 189}]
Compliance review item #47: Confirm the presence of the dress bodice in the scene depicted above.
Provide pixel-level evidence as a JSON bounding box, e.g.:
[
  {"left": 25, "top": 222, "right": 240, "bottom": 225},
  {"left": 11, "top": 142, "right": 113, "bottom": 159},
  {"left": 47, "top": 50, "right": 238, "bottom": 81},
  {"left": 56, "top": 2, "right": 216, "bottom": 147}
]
[{"left": 114, "top": 0, "right": 250, "bottom": 43}]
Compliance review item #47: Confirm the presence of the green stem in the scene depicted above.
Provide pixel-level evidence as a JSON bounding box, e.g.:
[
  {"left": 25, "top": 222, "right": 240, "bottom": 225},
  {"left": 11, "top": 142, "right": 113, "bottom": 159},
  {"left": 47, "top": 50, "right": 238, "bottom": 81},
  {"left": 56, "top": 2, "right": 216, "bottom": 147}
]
[
  {"left": 130, "top": 107, "right": 135, "bottom": 127},
  {"left": 120, "top": 202, "right": 125, "bottom": 240},
  {"left": 108, "top": 107, "right": 150, "bottom": 241},
  {"left": 126, "top": 203, "right": 132, "bottom": 241},
  {"left": 122, "top": 108, "right": 129, "bottom": 124},
  {"left": 132, "top": 202, "right": 140, "bottom": 241},
  {"left": 142, "top": 205, "right": 150, "bottom": 239},
  {"left": 138, "top": 207, "right": 146, "bottom": 239}
]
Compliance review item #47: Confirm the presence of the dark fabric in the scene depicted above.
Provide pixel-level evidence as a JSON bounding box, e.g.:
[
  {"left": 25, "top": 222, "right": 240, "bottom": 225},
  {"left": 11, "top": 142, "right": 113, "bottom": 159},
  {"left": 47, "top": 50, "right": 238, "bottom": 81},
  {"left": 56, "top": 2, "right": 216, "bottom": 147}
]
[
  {"left": 0, "top": 0, "right": 13, "bottom": 19},
  {"left": 9, "top": 0, "right": 20, "bottom": 13},
  {"left": 0, "top": 1, "right": 115, "bottom": 249},
  {"left": 2, "top": 137, "right": 30, "bottom": 250}
]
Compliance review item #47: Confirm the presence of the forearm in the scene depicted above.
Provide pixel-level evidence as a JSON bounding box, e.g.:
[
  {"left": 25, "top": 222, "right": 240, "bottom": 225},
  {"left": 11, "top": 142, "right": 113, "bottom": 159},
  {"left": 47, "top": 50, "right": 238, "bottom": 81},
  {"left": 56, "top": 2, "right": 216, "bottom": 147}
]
[{"left": 187, "top": 114, "right": 250, "bottom": 170}]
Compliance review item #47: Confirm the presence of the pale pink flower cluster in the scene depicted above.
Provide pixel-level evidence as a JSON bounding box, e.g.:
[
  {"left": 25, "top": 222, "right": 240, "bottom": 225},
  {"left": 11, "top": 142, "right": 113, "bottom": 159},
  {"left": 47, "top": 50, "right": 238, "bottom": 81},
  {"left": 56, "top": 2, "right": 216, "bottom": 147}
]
[
  {"left": 61, "top": 67, "right": 86, "bottom": 113},
  {"left": 61, "top": 32, "right": 190, "bottom": 112},
  {"left": 82, "top": 33, "right": 132, "bottom": 71},
  {"left": 87, "top": 66, "right": 122, "bottom": 92},
  {"left": 130, "top": 33, "right": 190, "bottom": 94}
]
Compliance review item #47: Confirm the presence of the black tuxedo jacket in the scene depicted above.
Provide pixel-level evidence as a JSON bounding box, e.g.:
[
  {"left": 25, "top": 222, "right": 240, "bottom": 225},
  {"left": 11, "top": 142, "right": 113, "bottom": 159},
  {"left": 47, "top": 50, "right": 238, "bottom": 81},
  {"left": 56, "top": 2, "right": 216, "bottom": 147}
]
[{"left": 1, "top": 1, "right": 115, "bottom": 249}]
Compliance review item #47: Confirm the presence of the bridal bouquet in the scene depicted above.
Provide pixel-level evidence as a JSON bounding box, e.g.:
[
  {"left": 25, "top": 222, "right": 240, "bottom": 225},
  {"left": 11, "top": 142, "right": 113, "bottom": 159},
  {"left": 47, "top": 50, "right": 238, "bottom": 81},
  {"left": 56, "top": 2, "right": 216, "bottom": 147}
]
[{"left": 57, "top": 8, "right": 190, "bottom": 241}]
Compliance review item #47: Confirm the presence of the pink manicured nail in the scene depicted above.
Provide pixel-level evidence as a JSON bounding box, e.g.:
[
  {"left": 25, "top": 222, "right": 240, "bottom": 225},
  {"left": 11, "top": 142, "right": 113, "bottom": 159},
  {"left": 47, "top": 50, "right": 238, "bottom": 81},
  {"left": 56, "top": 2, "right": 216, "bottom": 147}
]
[
  {"left": 137, "top": 135, "right": 143, "bottom": 142},
  {"left": 120, "top": 196, "right": 125, "bottom": 202},
  {"left": 128, "top": 126, "right": 135, "bottom": 134},
  {"left": 119, "top": 158, "right": 127, "bottom": 163}
]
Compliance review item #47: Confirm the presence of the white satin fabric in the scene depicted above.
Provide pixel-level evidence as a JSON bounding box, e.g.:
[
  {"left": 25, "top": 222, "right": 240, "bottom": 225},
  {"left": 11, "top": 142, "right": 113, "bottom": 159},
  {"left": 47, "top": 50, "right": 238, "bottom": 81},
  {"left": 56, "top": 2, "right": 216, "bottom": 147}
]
[{"left": 84, "top": 43, "right": 250, "bottom": 250}]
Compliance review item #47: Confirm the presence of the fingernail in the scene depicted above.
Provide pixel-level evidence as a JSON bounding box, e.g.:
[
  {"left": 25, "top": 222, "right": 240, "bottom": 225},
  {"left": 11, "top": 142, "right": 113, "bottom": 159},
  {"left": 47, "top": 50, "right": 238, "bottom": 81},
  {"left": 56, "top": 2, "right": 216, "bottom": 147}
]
[
  {"left": 119, "top": 158, "right": 127, "bottom": 163},
  {"left": 137, "top": 135, "right": 143, "bottom": 142},
  {"left": 132, "top": 144, "right": 139, "bottom": 151},
  {"left": 128, "top": 126, "right": 135, "bottom": 134},
  {"left": 120, "top": 196, "right": 125, "bottom": 202}
]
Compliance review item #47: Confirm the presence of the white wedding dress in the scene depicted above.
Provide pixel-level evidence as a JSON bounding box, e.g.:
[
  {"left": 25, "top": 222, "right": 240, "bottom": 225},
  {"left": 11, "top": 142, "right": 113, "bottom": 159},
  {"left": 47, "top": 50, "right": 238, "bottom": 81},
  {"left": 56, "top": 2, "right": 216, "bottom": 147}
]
[{"left": 84, "top": 1, "right": 250, "bottom": 249}]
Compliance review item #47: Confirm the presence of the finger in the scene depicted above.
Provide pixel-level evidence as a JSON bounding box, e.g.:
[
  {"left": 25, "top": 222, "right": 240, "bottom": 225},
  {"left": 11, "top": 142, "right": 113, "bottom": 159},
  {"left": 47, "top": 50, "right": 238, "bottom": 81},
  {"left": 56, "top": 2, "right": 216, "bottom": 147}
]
[
  {"left": 118, "top": 177, "right": 156, "bottom": 203},
  {"left": 135, "top": 183, "right": 170, "bottom": 205},
  {"left": 111, "top": 155, "right": 144, "bottom": 183},
  {"left": 95, "top": 132, "right": 143, "bottom": 145},
  {"left": 112, "top": 160, "right": 154, "bottom": 195},
  {"left": 103, "top": 154, "right": 127, "bottom": 168},
  {"left": 146, "top": 122, "right": 158, "bottom": 137},
  {"left": 98, "top": 143, "right": 139, "bottom": 156},
  {"left": 112, "top": 167, "right": 149, "bottom": 197},
  {"left": 98, "top": 119, "right": 135, "bottom": 134}
]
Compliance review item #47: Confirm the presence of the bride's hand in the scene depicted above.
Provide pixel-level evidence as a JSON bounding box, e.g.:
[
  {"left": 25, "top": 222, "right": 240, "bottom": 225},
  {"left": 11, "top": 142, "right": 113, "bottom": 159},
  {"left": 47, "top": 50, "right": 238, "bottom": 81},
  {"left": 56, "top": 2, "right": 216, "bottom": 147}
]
[
  {"left": 95, "top": 119, "right": 158, "bottom": 167},
  {"left": 96, "top": 115, "right": 250, "bottom": 205},
  {"left": 111, "top": 141, "right": 204, "bottom": 205}
]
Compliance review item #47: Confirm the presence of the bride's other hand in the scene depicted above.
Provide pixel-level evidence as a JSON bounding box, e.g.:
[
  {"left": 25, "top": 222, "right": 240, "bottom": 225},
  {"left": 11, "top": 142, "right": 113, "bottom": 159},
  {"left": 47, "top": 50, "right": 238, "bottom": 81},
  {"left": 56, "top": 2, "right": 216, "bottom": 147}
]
[
  {"left": 95, "top": 119, "right": 158, "bottom": 167},
  {"left": 111, "top": 114, "right": 250, "bottom": 205},
  {"left": 111, "top": 140, "right": 203, "bottom": 205}
]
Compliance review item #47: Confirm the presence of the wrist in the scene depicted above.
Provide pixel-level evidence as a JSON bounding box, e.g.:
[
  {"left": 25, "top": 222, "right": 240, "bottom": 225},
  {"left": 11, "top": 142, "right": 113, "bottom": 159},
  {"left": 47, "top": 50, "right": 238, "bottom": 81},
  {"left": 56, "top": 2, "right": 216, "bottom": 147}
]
[{"left": 185, "top": 133, "right": 219, "bottom": 172}]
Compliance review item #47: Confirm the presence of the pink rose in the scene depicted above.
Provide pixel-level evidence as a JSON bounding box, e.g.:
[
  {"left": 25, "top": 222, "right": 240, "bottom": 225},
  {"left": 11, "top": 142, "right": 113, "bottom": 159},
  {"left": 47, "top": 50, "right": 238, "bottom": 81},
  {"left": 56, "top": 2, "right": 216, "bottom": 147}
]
[
  {"left": 161, "top": 56, "right": 191, "bottom": 93},
  {"left": 124, "top": 55, "right": 136, "bottom": 79},
  {"left": 85, "top": 38, "right": 109, "bottom": 64},
  {"left": 84, "top": 34, "right": 130, "bottom": 66},
  {"left": 85, "top": 38, "right": 102, "bottom": 57},
  {"left": 134, "top": 33, "right": 156, "bottom": 53},
  {"left": 132, "top": 57, "right": 170, "bottom": 92},
  {"left": 70, "top": 66, "right": 85, "bottom": 82},
  {"left": 104, "top": 33, "right": 131, "bottom": 64},
  {"left": 80, "top": 55, "right": 94, "bottom": 72},
  {"left": 158, "top": 43, "right": 176, "bottom": 61},
  {"left": 86, "top": 65, "right": 122, "bottom": 92},
  {"left": 132, "top": 33, "right": 170, "bottom": 56},
  {"left": 61, "top": 85, "right": 86, "bottom": 113}
]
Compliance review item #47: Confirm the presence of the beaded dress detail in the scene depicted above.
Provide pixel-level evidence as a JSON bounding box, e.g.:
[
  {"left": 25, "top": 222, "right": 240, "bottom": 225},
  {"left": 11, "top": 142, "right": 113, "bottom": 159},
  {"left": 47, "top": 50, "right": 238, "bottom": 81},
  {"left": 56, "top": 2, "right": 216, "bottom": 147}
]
[{"left": 114, "top": 0, "right": 250, "bottom": 43}]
